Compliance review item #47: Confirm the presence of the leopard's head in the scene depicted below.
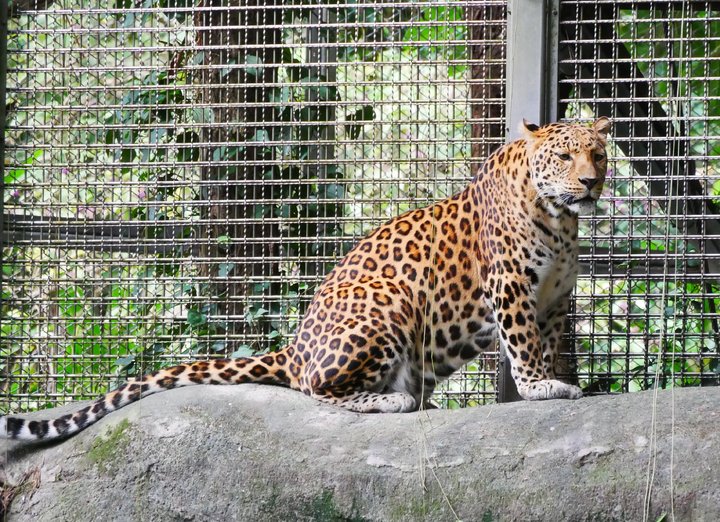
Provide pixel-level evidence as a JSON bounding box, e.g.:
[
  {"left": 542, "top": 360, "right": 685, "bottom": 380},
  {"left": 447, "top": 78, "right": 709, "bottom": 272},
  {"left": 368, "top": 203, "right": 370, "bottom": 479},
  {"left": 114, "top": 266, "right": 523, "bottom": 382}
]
[{"left": 522, "top": 117, "right": 611, "bottom": 215}]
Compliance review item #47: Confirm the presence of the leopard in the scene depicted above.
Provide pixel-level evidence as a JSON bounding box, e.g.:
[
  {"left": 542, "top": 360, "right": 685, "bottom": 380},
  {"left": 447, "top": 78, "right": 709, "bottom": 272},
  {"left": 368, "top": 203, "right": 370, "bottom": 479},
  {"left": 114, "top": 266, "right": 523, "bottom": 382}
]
[{"left": 1, "top": 117, "right": 610, "bottom": 441}]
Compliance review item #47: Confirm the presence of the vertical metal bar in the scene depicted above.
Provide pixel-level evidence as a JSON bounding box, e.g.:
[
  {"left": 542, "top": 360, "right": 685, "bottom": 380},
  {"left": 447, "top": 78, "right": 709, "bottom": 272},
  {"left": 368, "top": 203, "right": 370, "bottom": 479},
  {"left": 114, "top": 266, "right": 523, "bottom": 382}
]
[
  {"left": 306, "top": 7, "right": 337, "bottom": 179},
  {"left": 545, "top": 0, "right": 561, "bottom": 123},
  {"left": 306, "top": 7, "right": 337, "bottom": 278},
  {"left": 506, "top": 0, "right": 558, "bottom": 140}
]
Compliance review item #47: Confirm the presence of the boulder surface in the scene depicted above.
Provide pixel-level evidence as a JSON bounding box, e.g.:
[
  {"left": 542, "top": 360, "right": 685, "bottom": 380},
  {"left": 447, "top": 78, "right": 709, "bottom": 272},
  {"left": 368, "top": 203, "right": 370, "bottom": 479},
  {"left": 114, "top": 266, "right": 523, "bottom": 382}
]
[{"left": 2, "top": 385, "right": 718, "bottom": 521}]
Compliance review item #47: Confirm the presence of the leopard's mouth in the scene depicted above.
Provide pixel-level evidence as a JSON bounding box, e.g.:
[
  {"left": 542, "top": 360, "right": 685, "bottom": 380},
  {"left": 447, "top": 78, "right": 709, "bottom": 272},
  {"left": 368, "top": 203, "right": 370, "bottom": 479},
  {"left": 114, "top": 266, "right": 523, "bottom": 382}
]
[
  {"left": 555, "top": 193, "right": 600, "bottom": 215},
  {"left": 574, "top": 194, "right": 598, "bottom": 204},
  {"left": 557, "top": 193, "right": 599, "bottom": 207}
]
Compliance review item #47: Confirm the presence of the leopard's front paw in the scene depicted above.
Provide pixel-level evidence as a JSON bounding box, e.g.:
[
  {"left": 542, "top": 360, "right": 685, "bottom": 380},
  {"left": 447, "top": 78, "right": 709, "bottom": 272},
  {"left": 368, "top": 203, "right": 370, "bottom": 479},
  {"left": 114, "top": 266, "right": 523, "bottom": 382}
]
[{"left": 517, "top": 379, "right": 583, "bottom": 401}]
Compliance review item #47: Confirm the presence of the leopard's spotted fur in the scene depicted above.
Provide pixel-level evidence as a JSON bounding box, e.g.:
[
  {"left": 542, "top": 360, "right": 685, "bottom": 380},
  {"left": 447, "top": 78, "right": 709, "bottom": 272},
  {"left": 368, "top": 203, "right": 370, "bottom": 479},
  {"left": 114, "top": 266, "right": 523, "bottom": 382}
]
[{"left": 2, "top": 118, "right": 610, "bottom": 440}]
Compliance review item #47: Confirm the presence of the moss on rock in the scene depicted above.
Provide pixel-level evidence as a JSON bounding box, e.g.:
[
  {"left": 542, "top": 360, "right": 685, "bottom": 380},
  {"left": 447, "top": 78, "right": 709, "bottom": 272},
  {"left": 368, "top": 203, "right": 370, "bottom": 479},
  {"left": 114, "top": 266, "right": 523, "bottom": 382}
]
[{"left": 86, "top": 418, "right": 132, "bottom": 473}]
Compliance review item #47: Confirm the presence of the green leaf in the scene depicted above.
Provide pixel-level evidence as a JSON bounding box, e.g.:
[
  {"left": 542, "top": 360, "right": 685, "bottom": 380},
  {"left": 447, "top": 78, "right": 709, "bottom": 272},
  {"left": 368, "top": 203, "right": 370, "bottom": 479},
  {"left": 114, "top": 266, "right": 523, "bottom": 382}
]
[
  {"left": 231, "top": 345, "right": 255, "bottom": 358},
  {"left": 312, "top": 84, "right": 337, "bottom": 102},
  {"left": 4, "top": 149, "right": 42, "bottom": 184},
  {"left": 448, "top": 64, "right": 467, "bottom": 77},
  {"left": 192, "top": 107, "right": 214, "bottom": 124},
  {"left": 149, "top": 127, "right": 167, "bottom": 145},
  {"left": 269, "top": 86, "right": 292, "bottom": 105},
  {"left": 218, "top": 262, "right": 235, "bottom": 278},
  {"left": 219, "top": 59, "right": 236, "bottom": 79},
  {"left": 345, "top": 106, "right": 376, "bottom": 139},
  {"left": 191, "top": 51, "right": 205, "bottom": 65},
  {"left": 245, "top": 54, "right": 264, "bottom": 77},
  {"left": 58, "top": 286, "right": 86, "bottom": 318},
  {"left": 245, "top": 307, "right": 268, "bottom": 325},
  {"left": 320, "top": 182, "right": 344, "bottom": 199},
  {"left": 115, "top": 356, "right": 136, "bottom": 370},
  {"left": 213, "top": 147, "right": 227, "bottom": 161},
  {"left": 250, "top": 129, "right": 270, "bottom": 143},
  {"left": 211, "top": 341, "right": 227, "bottom": 353},
  {"left": 187, "top": 309, "right": 206, "bottom": 327}
]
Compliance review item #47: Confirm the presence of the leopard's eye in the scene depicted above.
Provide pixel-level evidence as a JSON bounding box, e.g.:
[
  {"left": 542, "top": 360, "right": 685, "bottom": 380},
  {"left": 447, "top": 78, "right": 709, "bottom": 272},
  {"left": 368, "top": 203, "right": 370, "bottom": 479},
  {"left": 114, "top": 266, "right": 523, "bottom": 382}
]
[
  {"left": 556, "top": 152, "right": 572, "bottom": 161},
  {"left": 594, "top": 152, "right": 606, "bottom": 162}
]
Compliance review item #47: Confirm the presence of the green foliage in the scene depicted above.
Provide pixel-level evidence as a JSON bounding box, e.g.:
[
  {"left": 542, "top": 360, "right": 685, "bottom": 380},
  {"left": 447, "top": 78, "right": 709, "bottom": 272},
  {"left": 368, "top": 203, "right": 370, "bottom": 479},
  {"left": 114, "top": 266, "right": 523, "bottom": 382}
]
[
  {"left": 573, "top": 10, "right": 720, "bottom": 392},
  {"left": 334, "top": 2, "right": 467, "bottom": 78},
  {"left": 576, "top": 278, "right": 719, "bottom": 394},
  {"left": 569, "top": 9, "right": 720, "bottom": 394},
  {"left": 617, "top": 8, "right": 720, "bottom": 158},
  {"left": 402, "top": 5, "right": 468, "bottom": 76}
]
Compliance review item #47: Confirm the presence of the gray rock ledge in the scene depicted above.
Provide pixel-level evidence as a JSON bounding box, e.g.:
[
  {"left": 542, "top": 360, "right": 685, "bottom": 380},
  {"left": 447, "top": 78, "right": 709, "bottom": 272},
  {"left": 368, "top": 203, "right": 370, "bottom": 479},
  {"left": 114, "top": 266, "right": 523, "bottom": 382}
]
[{"left": 2, "top": 385, "right": 718, "bottom": 521}]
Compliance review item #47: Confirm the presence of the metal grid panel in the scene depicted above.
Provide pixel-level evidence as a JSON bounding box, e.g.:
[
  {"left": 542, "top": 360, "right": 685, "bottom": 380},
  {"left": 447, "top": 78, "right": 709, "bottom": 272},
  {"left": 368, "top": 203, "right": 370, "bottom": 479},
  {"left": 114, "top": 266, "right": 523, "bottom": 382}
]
[
  {"left": 1, "top": 1, "right": 506, "bottom": 412},
  {"left": 559, "top": 0, "right": 720, "bottom": 393}
]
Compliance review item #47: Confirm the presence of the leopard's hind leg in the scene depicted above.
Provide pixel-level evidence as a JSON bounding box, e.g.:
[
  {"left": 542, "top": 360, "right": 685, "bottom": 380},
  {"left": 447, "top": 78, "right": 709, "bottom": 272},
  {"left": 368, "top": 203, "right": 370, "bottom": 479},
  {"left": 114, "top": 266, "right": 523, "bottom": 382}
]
[{"left": 297, "top": 283, "right": 420, "bottom": 413}]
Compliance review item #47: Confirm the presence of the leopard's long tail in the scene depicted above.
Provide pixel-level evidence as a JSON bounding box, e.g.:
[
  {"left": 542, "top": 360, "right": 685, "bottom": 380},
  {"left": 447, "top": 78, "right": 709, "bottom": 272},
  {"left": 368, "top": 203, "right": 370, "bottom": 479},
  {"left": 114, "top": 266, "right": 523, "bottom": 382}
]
[{"left": 1, "top": 350, "right": 294, "bottom": 442}]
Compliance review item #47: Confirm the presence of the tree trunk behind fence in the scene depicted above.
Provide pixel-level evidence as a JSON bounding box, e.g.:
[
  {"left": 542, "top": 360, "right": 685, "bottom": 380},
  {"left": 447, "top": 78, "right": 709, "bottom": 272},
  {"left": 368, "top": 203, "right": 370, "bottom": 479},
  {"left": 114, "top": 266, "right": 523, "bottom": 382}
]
[
  {"left": 195, "top": 0, "right": 284, "bottom": 344},
  {"left": 468, "top": 4, "right": 506, "bottom": 173}
]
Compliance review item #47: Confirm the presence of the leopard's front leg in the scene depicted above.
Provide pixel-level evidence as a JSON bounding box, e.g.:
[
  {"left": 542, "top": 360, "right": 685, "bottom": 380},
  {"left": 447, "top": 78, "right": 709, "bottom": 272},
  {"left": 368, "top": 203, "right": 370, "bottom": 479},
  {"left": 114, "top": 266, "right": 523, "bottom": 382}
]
[
  {"left": 493, "top": 279, "right": 582, "bottom": 401},
  {"left": 538, "top": 292, "right": 577, "bottom": 382}
]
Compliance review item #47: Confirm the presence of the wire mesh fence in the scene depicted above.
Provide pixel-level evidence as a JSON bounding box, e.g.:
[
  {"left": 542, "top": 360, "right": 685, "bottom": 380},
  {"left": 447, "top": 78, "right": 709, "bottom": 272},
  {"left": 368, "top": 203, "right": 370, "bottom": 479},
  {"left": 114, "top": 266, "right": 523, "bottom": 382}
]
[
  {"left": 1, "top": 0, "right": 505, "bottom": 412},
  {"left": 559, "top": 0, "right": 720, "bottom": 393},
  {"left": 1, "top": 0, "right": 718, "bottom": 415}
]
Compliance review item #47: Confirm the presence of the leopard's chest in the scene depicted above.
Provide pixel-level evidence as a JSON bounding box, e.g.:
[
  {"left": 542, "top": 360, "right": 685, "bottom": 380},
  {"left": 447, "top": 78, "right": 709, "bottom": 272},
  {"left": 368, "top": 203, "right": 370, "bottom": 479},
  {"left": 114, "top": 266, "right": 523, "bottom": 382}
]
[{"left": 534, "top": 239, "right": 579, "bottom": 316}]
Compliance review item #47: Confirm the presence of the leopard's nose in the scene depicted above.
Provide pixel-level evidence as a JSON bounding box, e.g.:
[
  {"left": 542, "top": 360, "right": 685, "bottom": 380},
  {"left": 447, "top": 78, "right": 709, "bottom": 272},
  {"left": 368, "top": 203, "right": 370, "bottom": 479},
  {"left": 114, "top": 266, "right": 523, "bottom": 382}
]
[{"left": 579, "top": 177, "right": 599, "bottom": 190}]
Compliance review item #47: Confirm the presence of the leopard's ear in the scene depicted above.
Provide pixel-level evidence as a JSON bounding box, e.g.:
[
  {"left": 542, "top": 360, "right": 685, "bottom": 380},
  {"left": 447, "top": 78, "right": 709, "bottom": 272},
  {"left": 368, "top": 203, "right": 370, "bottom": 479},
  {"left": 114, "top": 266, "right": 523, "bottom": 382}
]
[
  {"left": 521, "top": 119, "right": 540, "bottom": 137},
  {"left": 520, "top": 119, "right": 542, "bottom": 149},
  {"left": 593, "top": 117, "right": 611, "bottom": 141}
]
